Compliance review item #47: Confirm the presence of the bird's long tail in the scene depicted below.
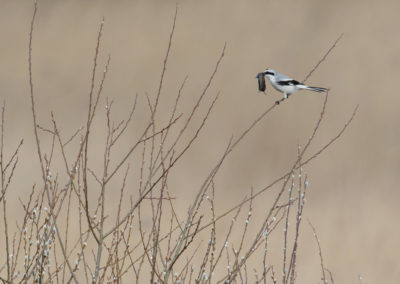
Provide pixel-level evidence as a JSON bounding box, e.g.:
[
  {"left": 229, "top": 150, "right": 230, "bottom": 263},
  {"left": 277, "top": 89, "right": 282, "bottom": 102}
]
[{"left": 300, "top": 85, "right": 328, "bottom": 93}]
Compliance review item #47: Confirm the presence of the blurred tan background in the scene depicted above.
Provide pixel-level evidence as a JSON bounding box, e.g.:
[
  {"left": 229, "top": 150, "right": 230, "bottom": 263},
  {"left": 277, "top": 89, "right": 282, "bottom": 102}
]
[{"left": 1, "top": 0, "right": 399, "bottom": 282}]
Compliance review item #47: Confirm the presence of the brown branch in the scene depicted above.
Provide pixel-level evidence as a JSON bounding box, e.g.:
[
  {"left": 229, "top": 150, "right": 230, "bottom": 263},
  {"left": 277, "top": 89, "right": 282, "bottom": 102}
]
[
  {"left": 152, "top": 4, "right": 178, "bottom": 122},
  {"left": 302, "top": 33, "right": 343, "bottom": 83},
  {"left": 197, "top": 99, "right": 357, "bottom": 242},
  {"left": 28, "top": 2, "right": 78, "bottom": 282},
  {"left": 307, "top": 219, "right": 327, "bottom": 283}
]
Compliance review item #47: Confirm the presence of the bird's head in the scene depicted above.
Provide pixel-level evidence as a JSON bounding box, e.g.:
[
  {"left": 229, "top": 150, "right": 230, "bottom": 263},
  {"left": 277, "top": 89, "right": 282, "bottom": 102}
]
[{"left": 263, "top": 68, "right": 276, "bottom": 77}]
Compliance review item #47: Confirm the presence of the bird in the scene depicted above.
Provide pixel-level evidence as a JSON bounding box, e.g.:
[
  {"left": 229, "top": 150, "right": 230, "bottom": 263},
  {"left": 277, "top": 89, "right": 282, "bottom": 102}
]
[
  {"left": 256, "top": 72, "right": 267, "bottom": 93},
  {"left": 262, "top": 68, "right": 328, "bottom": 103}
]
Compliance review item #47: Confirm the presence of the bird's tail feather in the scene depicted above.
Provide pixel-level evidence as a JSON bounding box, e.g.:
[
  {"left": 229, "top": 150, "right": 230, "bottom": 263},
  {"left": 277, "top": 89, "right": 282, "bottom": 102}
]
[{"left": 301, "top": 85, "right": 328, "bottom": 93}]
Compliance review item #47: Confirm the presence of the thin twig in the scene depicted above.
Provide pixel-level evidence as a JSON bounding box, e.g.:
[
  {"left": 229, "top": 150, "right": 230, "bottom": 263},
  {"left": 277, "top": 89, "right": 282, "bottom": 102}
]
[
  {"left": 28, "top": 1, "right": 78, "bottom": 282},
  {"left": 307, "top": 219, "right": 327, "bottom": 283},
  {"left": 302, "top": 33, "right": 344, "bottom": 83}
]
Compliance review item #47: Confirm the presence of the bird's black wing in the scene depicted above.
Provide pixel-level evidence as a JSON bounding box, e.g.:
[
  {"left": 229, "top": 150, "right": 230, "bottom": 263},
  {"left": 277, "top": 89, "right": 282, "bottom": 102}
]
[
  {"left": 256, "top": 72, "right": 266, "bottom": 92},
  {"left": 276, "top": 79, "right": 301, "bottom": 86}
]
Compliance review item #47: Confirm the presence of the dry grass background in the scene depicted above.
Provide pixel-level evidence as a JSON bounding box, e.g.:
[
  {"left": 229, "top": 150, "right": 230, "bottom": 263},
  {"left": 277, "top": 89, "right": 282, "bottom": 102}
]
[{"left": 0, "top": 0, "right": 399, "bottom": 283}]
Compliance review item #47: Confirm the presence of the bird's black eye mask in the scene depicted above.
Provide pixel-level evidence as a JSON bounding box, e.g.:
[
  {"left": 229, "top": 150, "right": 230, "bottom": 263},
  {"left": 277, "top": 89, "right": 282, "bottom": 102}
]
[{"left": 264, "top": 71, "right": 274, "bottom": 76}]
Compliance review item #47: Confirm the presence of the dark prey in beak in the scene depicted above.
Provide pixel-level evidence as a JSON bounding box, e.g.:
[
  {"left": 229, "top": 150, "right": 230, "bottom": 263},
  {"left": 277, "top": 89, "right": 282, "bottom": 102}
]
[{"left": 256, "top": 72, "right": 266, "bottom": 93}]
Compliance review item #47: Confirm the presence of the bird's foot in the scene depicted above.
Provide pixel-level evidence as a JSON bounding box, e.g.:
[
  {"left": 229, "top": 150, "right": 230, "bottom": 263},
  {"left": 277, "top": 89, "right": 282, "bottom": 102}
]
[{"left": 275, "top": 97, "right": 286, "bottom": 105}]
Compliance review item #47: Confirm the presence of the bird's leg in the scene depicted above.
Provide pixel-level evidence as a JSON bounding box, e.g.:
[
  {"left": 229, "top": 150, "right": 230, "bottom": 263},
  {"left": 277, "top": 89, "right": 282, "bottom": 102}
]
[
  {"left": 275, "top": 93, "right": 292, "bottom": 105},
  {"left": 275, "top": 97, "right": 285, "bottom": 105}
]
